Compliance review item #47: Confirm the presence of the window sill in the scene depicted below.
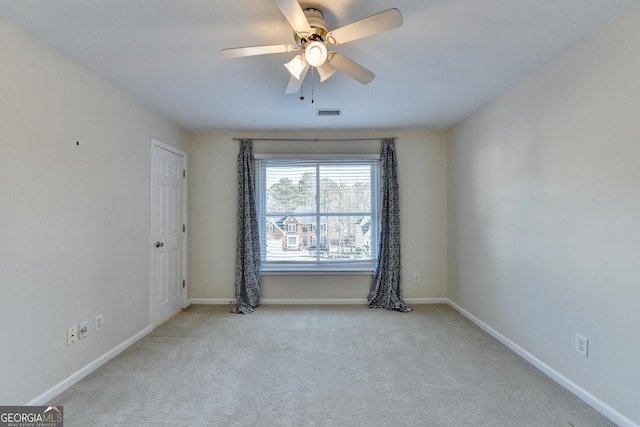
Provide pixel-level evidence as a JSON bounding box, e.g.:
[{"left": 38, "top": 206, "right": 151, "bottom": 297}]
[{"left": 261, "top": 269, "right": 374, "bottom": 276}]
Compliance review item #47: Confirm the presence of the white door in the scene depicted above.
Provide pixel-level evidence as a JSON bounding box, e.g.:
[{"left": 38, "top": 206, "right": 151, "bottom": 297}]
[{"left": 152, "top": 142, "right": 186, "bottom": 326}]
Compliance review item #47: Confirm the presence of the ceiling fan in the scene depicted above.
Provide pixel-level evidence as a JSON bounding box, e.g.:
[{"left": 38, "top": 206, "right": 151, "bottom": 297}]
[{"left": 221, "top": 0, "right": 403, "bottom": 95}]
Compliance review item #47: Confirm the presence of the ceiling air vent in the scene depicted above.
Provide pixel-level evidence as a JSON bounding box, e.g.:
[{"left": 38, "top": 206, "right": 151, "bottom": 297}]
[{"left": 316, "top": 108, "right": 342, "bottom": 117}]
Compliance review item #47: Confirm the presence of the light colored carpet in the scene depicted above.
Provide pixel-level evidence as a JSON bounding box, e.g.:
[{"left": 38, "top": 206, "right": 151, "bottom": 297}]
[{"left": 51, "top": 304, "right": 615, "bottom": 426}]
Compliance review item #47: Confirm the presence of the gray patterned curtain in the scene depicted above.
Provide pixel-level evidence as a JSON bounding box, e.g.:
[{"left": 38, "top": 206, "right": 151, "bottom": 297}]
[
  {"left": 233, "top": 139, "right": 261, "bottom": 314},
  {"left": 368, "top": 138, "right": 412, "bottom": 312}
]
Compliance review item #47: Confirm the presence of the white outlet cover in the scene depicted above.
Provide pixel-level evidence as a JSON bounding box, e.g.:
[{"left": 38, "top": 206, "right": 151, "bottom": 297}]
[
  {"left": 79, "top": 321, "right": 88, "bottom": 339},
  {"left": 575, "top": 334, "right": 588, "bottom": 357},
  {"left": 94, "top": 314, "right": 104, "bottom": 332}
]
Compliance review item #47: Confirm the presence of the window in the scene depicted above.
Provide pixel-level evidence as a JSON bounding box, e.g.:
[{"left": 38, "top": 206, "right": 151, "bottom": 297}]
[{"left": 257, "top": 157, "right": 379, "bottom": 272}]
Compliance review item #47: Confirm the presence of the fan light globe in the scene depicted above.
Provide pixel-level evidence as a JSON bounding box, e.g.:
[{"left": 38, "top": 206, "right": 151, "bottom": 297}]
[
  {"left": 284, "top": 53, "right": 307, "bottom": 80},
  {"left": 304, "top": 41, "right": 327, "bottom": 67},
  {"left": 317, "top": 62, "right": 336, "bottom": 82}
]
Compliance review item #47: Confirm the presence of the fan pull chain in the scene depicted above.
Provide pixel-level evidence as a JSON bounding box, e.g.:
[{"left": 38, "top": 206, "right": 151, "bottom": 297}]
[
  {"left": 298, "top": 67, "right": 320, "bottom": 103},
  {"left": 311, "top": 67, "right": 315, "bottom": 104}
]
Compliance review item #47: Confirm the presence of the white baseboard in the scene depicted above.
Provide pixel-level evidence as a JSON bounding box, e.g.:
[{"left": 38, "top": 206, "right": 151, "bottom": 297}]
[
  {"left": 189, "top": 298, "right": 367, "bottom": 305},
  {"left": 188, "top": 298, "right": 447, "bottom": 306},
  {"left": 263, "top": 298, "right": 369, "bottom": 305},
  {"left": 188, "top": 298, "right": 234, "bottom": 305},
  {"left": 26, "top": 326, "right": 153, "bottom": 406},
  {"left": 446, "top": 299, "right": 638, "bottom": 427},
  {"left": 405, "top": 298, "right": 448, "bottom": 304}
]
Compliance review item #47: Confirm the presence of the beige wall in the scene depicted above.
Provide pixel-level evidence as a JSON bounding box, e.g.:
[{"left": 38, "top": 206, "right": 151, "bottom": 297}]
[
  {"left": 0, "top": 17, "right": 190, "bottom": 404},
  {"left": 189, "top": 130, "right": 448, "bottom": 302},
  {"left": 448, "top": 4, "right": 640, "bottom": 425}
]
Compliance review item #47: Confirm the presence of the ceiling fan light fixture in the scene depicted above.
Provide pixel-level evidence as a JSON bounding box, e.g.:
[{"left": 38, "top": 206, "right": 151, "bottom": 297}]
[
  {"left": 316, "top": 62, "right": 336, "bottom": 82},
  {"left": 284, "top": 53, "right": 307, "bottom": 80},
  {"left": 304, "top": 41, "right": 327, "bottom": 67},
  {"left": 223, "top": 3, "right": 403, "bottom": 94}
]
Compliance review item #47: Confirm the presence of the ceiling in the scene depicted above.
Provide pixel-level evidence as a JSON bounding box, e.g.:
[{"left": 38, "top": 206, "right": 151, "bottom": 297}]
[{"left": 0, "top": 0, "right": 637, "bottom": 132}]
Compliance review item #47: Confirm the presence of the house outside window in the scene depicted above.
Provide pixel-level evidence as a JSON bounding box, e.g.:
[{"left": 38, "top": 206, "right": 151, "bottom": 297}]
[{"left": 256, "top": 156, "right": 379, "bottom": 272}]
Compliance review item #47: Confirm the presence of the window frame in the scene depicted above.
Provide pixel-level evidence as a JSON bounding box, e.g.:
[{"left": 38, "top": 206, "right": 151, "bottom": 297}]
[{"left": 256, "top": 154, "right": 380, "bottom": 273}]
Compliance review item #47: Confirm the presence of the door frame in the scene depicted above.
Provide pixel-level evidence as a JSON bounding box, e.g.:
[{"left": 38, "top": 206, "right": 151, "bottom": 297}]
[{"left": 150, "top": 138, "right": 188, "bottom": 328}]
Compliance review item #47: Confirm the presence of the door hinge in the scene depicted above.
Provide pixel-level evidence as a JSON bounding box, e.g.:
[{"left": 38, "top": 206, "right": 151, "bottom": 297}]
[
  {"left": 182, "top": 280, "right": 186, "bottom": 288},
  {"left": 183, "top": 169, "right": 186, "bottom": 178},
  {"left": 183, "top": 224, "right": 186, "bottom": 232}
]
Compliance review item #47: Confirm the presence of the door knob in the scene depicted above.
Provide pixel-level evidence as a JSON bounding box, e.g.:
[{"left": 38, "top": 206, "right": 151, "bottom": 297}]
[{"left": 155, "top": 241, "right": 164, "bottom": 248}]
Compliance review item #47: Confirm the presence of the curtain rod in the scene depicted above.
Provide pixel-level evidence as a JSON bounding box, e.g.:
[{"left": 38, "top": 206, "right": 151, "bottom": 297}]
[{"left": 232, "top": 137, "right": 396, "bottom": 142}]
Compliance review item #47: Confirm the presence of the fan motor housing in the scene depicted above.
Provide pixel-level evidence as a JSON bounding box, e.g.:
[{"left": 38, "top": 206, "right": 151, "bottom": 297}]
[{"left": 294, "top": 8, "right": 328, "bottom": 45}]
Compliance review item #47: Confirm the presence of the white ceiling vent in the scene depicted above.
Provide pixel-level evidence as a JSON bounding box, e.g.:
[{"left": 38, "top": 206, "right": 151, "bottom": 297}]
[{"left": 316, "top": 108, "right": 342, "bottom": 117}]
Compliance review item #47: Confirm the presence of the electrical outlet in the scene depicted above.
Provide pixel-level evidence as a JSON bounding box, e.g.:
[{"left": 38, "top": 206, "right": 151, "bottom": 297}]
[
  {"left": 94, "top": 314, "right": 103, "bottom": 332},
  {"left": 67, "top": 326, "right": 78, "bottom": 345},
  {"left": 79, "top": 321, "right": 88, "bottom": 339},
  {"left": 575, "top": 334, "right": 588, "bottom": 357},
  {"left": 413, "top": 273, "right": 420, "bottom": 283}
]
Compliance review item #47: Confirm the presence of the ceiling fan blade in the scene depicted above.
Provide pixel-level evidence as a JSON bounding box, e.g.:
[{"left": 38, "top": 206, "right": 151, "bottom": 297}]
[
  {"left": 274, "top": 0, "right": 311, "bottom": 34},
  {"left": 327, "top": 8, "right": 403, "bottom": 45},
  {"left": 285, "top": 65, "right": 310, "bottom": 94},
  {"left": 221, "top": 44, "right": 298, "bottom": 58},
  {"left": 328, "top": 53, "right": 375, "bottom": 84}
]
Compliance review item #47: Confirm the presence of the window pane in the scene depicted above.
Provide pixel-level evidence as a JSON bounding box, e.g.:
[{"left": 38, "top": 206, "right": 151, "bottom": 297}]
[
  {"left": 319, "top": 164, "right": 371, "bottom": 213},
  {"left": 265, "top": 165, "right": 316, "bottom": 213},
  {"left": 265, "top": 214, "right": 318, "bottom": 262},
  {"left": 324, "top": 215, "right": 373, "bottom": 259}
]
